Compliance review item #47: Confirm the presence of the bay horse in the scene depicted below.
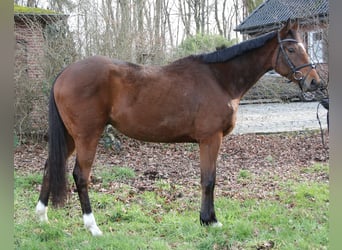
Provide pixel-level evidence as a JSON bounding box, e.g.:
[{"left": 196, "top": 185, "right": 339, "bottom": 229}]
[{"left": 36, "top": 20, "right": 320, "bottom": 236}]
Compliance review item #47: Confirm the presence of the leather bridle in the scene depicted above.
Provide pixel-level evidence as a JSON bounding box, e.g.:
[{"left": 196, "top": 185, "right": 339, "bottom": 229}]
[{"left": 275, "top": 31, "right": 316, "bottom": 91}]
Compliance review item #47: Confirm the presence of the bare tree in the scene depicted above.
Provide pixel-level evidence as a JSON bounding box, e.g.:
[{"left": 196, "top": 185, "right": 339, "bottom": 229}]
[
  {"left": 178, "top": 0, "right": 192, "bottom": 37},
  {"left": 162, "top": 0, "right": 174, "bottom": 48},
  {"left": 214, "top": 0, "right": 223, "bottom": 36},
  {"left": 17, "top": 0, "right": 250, "bottom": 63},
  {"left": 26, "top": 0, "right": 36, "bottom": 7},
  {"left": 49, "top": 0, "right": 75, "bottom": 13},
  {"left": 153, "top": 0, "right": 162, "bottom": 62}
]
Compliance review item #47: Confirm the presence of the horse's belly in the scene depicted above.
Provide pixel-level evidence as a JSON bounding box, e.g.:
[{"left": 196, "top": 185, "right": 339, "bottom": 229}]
[
  {"left": 110, "top": 111, "right": 197, "bottom": 143},
  {"left": 115, "top": 124, "right": 196, "bottom": 143}
]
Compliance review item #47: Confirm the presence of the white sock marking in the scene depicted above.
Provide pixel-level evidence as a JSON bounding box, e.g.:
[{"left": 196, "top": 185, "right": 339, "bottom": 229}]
[
  {"left": 35, "top": 200, "right": 48, "bottom": 222},
  {"left": 212, "top": 221, "right": 223, "bottom": 228},
  {"left": 83, "top": 213, "right": 103, "bottom": 236}
]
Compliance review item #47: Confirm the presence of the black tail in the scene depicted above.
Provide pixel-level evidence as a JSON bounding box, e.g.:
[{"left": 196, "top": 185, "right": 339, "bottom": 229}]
[{"left": 48, "top": 79, "right": 69, "bottom": 207}]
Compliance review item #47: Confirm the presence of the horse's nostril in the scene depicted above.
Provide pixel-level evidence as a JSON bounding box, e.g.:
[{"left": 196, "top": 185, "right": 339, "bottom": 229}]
[{"left": 311, "top": 79, "right": 319, "bottom": 89}]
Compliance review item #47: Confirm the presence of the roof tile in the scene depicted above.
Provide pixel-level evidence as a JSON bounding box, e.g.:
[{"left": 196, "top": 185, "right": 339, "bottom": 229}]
[{"left": 235, "top": 0, "right": 329, "bottom": 34}]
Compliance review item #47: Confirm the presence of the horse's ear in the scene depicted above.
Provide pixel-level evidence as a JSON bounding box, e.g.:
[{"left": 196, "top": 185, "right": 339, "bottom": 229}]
[
  {"left": 280, "top": 18, "right": 299, "bottom": 35},
  {"left": 291, "top": 18, "right": 299, "bottom": 31},
  {"left": 284, "top": 18, "right": 299, "bottom": 31}
]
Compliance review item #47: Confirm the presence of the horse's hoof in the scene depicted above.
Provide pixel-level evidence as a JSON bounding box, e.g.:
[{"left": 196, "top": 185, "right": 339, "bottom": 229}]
[
  {"left": 200, "top": 213, "right": 220, "bottom": 227},
  {"left": 211, "top": 221, "right": 223, "bottom": 227},
  {"left": 89, "top": 226, "right": 103, "bottom": 236}
]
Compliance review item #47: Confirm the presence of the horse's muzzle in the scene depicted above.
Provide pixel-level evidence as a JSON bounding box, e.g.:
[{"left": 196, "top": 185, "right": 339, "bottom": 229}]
[{"left": 306, "top": 78, "right": 321, "bottom": 92}]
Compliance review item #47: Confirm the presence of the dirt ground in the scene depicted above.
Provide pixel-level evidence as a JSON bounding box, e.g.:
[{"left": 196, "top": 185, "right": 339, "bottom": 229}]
[{"left": 14, "top": 129, "right": 329, "bottom": 201}]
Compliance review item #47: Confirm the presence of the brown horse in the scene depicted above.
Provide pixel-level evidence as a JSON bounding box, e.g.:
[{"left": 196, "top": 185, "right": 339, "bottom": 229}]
[{"left": 36, "top": 20, "right": 320, "bottom": 236}]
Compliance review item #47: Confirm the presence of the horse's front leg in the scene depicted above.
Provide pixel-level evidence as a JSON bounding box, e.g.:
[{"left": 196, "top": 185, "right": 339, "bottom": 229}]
[{"left": 199, "top": 131, "right": 223, "bottom": 227}]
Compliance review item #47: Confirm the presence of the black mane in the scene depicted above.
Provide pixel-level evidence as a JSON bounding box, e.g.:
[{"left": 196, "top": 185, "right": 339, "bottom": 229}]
[{"left": 198, "top": 31, "right": 277, "bottom": 63}]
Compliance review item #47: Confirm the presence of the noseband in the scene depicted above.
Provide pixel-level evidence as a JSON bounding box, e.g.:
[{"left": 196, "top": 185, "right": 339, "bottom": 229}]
[{"left": 275, "top": 31, "right": 316, "bottom": 90}]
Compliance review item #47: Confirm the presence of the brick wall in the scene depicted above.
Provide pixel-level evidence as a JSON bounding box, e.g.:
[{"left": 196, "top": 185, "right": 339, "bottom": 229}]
[
  {"left": 14, "top": 13, "right": 69, "bottom": 141},
  {"left": 14, "top": 16, "right": 45, "bottom": 81}
]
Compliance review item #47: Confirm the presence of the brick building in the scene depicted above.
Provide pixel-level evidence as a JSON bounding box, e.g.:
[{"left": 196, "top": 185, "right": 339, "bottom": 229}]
[
  {"left": 14, "top": 6, "right": 68, "bottom": 140},
  {"left": 14, "top": 8, "right": 68, "bottom": 82}
]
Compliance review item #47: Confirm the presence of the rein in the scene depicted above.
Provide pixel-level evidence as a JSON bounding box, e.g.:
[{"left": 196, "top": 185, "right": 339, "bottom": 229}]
[
  {"left": 317, "top": 98, "right": 329, "bottom": 149},
  {"left": 275, "top": 31, "right": 316, "bottom": 91}
]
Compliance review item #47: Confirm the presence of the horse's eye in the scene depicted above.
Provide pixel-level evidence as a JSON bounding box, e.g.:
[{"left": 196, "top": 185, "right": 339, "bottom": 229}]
[{"left": 287, "top": 47, "right": 295, "bottom": 53}]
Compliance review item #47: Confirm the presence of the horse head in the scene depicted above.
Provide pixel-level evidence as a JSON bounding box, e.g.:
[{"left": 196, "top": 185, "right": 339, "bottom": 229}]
[{"left": 272, "top": 19, "right": 321, "bottom": 92}]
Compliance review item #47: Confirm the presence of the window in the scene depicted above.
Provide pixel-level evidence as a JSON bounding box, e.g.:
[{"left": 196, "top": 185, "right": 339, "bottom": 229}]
[
  {"left": 307, "top": 31, "right": 325, "bottom": 63},
  {"left": 313, "top": 32, "right": 323, "bottom": 41}
]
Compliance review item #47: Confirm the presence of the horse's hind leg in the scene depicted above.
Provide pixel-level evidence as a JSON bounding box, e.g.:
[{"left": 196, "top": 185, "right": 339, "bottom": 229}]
[
  {"left": 199, "top": 131, "right": 223, "bottom": 227},
  {"left": 36, "top": 160, "right": 50, "bottom": 222},
  {"left": 73, "top": 137, "right": 103, "bottom": 236},
  {"left": 36, "top": 136, "right": 75, "bottom": 222}
]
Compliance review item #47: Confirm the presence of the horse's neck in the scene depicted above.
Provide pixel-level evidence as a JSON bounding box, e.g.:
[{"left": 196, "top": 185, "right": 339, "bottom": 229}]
[{"left": 217, "top": 40, "right": 277, "bottom": 99}]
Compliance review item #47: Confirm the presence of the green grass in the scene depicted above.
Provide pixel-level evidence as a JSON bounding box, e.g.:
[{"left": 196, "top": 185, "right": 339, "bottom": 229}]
[
  {"left": 301, "top": 162, "right": 329, "bottom": 174},
  {"left": 14, "top": 164, "right": 328, "bottom": 249},
  {"left": 92, "top": 165, "right": 135, "bottom": 189}
]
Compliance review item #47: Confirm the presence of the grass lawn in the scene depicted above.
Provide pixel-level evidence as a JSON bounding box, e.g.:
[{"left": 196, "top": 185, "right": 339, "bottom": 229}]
[{"left": 14, "top": 163, "right": 328, "bottom": 249}]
